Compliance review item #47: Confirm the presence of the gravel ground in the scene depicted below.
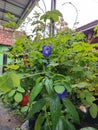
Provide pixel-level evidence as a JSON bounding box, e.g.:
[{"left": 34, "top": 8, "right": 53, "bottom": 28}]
[{"left": 0, "top": 102, "right": 22, "bottom": 130}]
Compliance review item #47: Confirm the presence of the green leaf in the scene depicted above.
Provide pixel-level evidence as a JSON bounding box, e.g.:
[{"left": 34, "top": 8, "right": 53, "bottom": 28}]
[
  {"left": 56, "top": 118, "right": 63, "bottom": 130},
  {"left": 65, "top": 120, "right": 76, "bottom": 130},
  {"left": 5, "top": 12, "right": 16, "bottom": 20},
  {"left": 54, "top": 86, "right": 65, "bottom": 93},
  {"left": 11, "top": 72, "right": 20, "bottom": 86},
  {"left": 32, "top": 20, "right": 44, "bottom": 26},
  {"left": 72, "top": 82, "right": 89, "bottom": 89},
  {"left": 79, "top": 91, "right": 86, "bottom": 99},
  {"left": 3, "top": 21, "right": 18, "bottom": 29},
  {"left": 0, "top": 72, "right": 20, "bottom": 92},
  {"left": 8, "top": 90, "right": 16, "bottom": 97},
  {"left": 86, "top": 95, "right": 95, "bottom": 105},
  {"left": 80, "top": 127, "right": 97, "bottom": 130},
  {"left": 34, "top": 114, "right": 45, "bottom": 130},
  {"left": 63, "top": 98, "right": 80, "bottom": 124},
  {"left": 72, "top": 66, "right": 83, "bottom": 72},
  {"left": 48, "top": 62, "right": 59, "bottom": 67},
  {"left": 40, "top": 10, "right": 62, "bottom": 22},
  {"left": 44, "top": 78, "right": 53, "bottom": 95},
  {"left": 85, "top": 71, "right": 93, "bottom": 80},
  {"left": 65, "top": 76, "right": 71, "bottom": 82},
  {"left": 21, "top": 106, "right": 29, "bottom": 113},
  {"left": 14, "top": 93, "right": 23, "bottom": 103},
  {"left": 49, "top": 95, "right": 61, "bottom": 130},
  {"left": 29, "top": 82, "right": 43, "bottom": 105},
  {"left": 27, "top": 99, "right": 46, "bottom": 119},
  {"left": 64, "top": 82, "right": 72, "bottom": 92},
  {"left": 36, "top": 77, "right": 43, "bottom": 84},
  {"left": 52, "top": 10, "right": 62, "bottom": 17},
  {"left": 17, "top": 87, "right": 25, "bottom": 93},
  {"left": 78, "top": 82, "right": 89, "bottom": 88},
  {"left": 61, "top": 116, "right": 76, "bottom": 130},
  {"left": 6, "top": 65, "right": 19, "bottom": 70},
  {"left": 94, "top": 25, "right": 98, "bottom": 32},
  {"left": 50, "top": 14, "right": 59, "bottom": 22},
  {"left": 89, "top": 103, "right": 98, "bottom": 118}
]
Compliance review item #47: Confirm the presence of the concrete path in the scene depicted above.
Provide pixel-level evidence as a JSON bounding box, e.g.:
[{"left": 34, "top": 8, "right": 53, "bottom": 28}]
[{"left": 0, "top": 102, "right": 22, "bottom": 130}]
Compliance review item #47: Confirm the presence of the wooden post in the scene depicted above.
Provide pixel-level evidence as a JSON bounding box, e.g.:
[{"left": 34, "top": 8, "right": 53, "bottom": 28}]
[{"left": 2, "top": 53, "right": 7, "bottom": 73}]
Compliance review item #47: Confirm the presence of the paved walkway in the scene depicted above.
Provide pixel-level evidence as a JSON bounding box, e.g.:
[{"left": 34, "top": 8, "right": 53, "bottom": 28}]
[{"left": 0, "top": 102, "right": 22, "bottom": 130}]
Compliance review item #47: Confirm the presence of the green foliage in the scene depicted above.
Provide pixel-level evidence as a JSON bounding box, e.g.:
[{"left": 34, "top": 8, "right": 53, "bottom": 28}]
[
  {"left": 63, "top": 98, "right": 80, "bottom": 124},
  {"left": 56, "top": 118, "right": 64, "bottom": 130},
  {"left": 3, "top": 21, "right": 18, "bottom": 29},
  {"left": 61, "top": 118, "right": 76, "bottom": 130},
  {"left": 44, "top": 77, "right": 53, "bottom": 95},
  {"left": 0, "top": 71, "right": 20, "bottom": 92},
  {"left": 80, "top": 127, "right": 97, "bottom": 130},
  {"left": 0, "top": 9, "right": 98, "bottom": 129},
  {"left": 94, "top": 25, "right": 98, "bottom": 37},
  {"left": 89, "top": 103, "right": 98, "bottom": 118},
  {"left": 49, "top": 95, "right": 61, "bottom": 130},
  {"left": 8, "top": 90, "right": 16, "bottom": 97},
  {"left": 6, "top": 65, "right": 19, "bottom": 70},
  {"left": 21, "top": 106, "right": 29, "bottom": 113},
  {"left": 3, "top": 13, "right": 18, "bottom": 29},
  {"left": 5, "top": 13, "right": 16, "bottom": 20},
  {"left": 41, "top": 10, "right": 62, "bottom": 22},
  {"left": 54, "top": 86, "right": 65, "bottom": 93},
  {"left": 27, "top": 99, "right": 46, "bottom": 119},
  {"left": 29, "top": 78, "right": 44, "bottom": 105},
  {"left": 34, "top": 114, "right": 45, "bottom": 130},
  {"left": 14, "top": 92, "right": 23, "bottom": 103}
]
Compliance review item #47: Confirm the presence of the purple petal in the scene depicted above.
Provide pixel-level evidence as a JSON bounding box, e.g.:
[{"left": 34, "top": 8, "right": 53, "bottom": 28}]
[
  {"left": 42, "top": 46, "right": 52, "bottom": 57},
  {"left": 57, "top": 89, "right": 67, "bottom": 99}
]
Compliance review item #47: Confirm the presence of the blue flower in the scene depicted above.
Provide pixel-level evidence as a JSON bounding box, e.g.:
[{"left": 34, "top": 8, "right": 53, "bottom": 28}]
[
  {"left": 57, "top": 89, "right": 67, "bottom": 99},
  {"left": 42, "top": 46, "right": 52, "bottom": 57}
]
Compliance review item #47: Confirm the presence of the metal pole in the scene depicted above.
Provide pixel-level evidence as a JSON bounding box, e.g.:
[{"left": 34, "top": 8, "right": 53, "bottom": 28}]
[
  {"left": 51, "top": 0, "right": 56, "bottom": 10},
  {"left": 50, "top": 0, "right": 56, "bottom": 36}
]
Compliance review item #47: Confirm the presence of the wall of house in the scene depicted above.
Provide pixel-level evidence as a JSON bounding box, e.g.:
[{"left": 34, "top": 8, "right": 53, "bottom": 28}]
[
  {"left": 0, "top": 45, "right": 3, "bottom": 74},
  {"left": 0, "top": 26, "right": 25, "bottom": 46},
  {"left": 0, "top": 26, "right": 25, "bottom": 74},
  {"left": 0, "top": 45, "right": 9, "bottom": 74}
]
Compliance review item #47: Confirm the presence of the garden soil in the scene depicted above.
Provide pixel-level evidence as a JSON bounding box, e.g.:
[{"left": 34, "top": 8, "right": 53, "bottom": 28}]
[{"left": 0, "top": 102, "right": 22, "bottom": 130}]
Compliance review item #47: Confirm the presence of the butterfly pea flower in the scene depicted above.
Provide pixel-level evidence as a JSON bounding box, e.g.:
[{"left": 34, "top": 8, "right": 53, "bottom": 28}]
[
  {"left": 54, "top": 86, "right": 67, "bottom": 99},
  {"left": 57, "top": 89, "right": 67, "bottom": 99},
  {"left": 42, "top": 46, "right": 52, "bottom": 57}
]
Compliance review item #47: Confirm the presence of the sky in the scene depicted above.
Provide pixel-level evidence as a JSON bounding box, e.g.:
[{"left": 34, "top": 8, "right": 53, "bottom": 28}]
[
  {"left": 57, "top": 0, "right": 98, "bottom": 28},
  {"left": 20, "top": 0, "right": 98, "bottom": 34}
]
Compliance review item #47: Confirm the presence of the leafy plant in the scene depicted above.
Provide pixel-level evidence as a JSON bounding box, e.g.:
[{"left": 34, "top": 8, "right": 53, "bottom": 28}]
[
  {"left": 0, "top": 9, "right": 98, "bottom": 129},
  {"left": 80, "top": 127, "right": 97, "bottom": 130}
]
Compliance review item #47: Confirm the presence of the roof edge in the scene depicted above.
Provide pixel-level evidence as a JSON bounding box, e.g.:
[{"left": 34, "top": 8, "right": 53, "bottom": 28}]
[
  {"left": 17, "top": 0, "right": 40, "bottom": 25},
  {"left": 77, "top": 20, "right": 98, "bottom": 32}
]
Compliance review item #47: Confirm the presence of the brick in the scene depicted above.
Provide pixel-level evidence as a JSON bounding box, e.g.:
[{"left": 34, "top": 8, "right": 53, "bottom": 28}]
[{"left": 0, "top": 25, "right": 25, "bottom": 46}]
